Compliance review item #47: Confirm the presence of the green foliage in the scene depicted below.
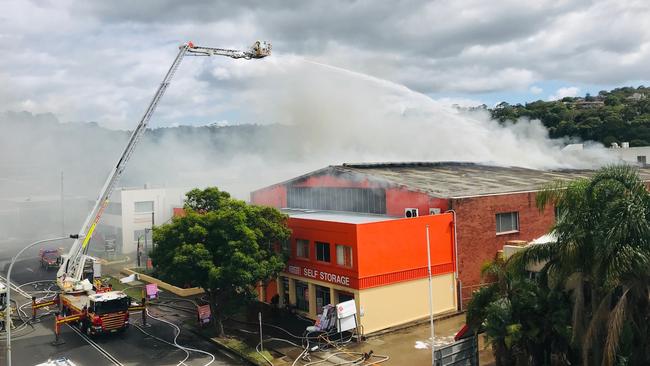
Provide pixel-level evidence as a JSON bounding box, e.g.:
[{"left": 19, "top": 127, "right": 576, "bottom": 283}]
[
  {"left": 467, "top": 255, "right": 573, "bottom": 366},
  {"left": 150, "top": 187, "right": 291, "bottom": 335},
  {"left": 470, "top": 165, "right": 650, "bottom": 366},
  {"left": 489, "top": 86, "right": 650, "bottom": 145}
]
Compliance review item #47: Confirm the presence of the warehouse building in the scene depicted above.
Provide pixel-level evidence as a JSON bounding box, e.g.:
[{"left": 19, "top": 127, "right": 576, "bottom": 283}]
[
  {"left": 261, "top": 209, "right": 457, "bottom": 334},
  {"left": 252, "top": 162, "right": 650, "bottom": 307}
]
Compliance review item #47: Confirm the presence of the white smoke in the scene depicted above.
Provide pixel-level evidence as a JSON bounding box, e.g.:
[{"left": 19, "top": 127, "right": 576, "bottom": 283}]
[
  {"left": 235, "top": 55, "right": 612, "bottom": 171},
  {"left": 0, "top": 56, "right": 615, "bottom": 252}
]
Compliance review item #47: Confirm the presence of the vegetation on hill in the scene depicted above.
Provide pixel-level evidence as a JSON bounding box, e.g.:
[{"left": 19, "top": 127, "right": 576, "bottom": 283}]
[{"left": 489, "top": 86, "right": 650, "bottom": 147}]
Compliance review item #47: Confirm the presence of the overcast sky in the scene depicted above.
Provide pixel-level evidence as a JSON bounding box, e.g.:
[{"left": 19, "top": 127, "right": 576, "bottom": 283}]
[{"left": 2, "top": 0, "right": 650, "bottom": 130}]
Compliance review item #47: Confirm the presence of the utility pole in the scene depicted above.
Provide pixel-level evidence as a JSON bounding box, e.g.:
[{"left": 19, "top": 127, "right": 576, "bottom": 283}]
[
  {"left": 144, "top": 230, "right": 148, "bottom": 264},
  {"left": 137, "top": 237, "right": 141, "bottom": 267},
  {"left": 60, "top": 170, "right": 65, "bottom": 236},
  {"left": 426, "top": 225, "right": 436, "bottom": 365}
]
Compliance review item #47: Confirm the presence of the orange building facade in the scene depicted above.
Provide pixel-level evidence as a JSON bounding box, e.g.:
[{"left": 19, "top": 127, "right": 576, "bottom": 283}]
[
  {"left": 251, "top": 163, "right": 619, "bottom": 307},
  {"left": 261, "top": 210, "right": 458, "bottom": 334}
]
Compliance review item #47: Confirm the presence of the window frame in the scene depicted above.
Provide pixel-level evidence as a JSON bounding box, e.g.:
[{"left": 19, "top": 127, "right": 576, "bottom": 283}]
[
  {"left": 336, "top": 244, "right": 353, "bottom": 268},
  {"left": 295, "top": 280, "right": 309, "bottom": 312},
  {"left": 496, "top": 211, "right": 519, "bottom": 235},
  {"left": 134, "top": 201, "right": 154, "bottom": 213},
  {"left": 295, "top": 239, "right": 310, "bottom": 259},
  {"left": 315, "top": 241, "right": 331, "bottom": 263},
  {"left": 280, "top": 239, "right": 290, "bottom": 257}
]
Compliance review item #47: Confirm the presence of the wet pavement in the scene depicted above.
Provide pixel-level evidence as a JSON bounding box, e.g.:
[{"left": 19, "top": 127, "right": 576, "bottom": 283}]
[
  {"left": 346, "top": 314, "right": 495, "bottom": 365},
  {"left": 229, "top": 304, "right": 495, "bottom": 365}
]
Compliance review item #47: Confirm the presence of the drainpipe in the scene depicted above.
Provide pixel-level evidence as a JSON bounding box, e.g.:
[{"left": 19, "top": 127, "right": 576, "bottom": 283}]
[{"left": 445, "top": 209, "right": 461, "bottom": 311}]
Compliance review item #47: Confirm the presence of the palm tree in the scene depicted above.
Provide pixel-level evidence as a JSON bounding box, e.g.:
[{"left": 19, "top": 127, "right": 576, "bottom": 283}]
[
  {"left": 467, "top": 255, "right": 572, "bottom": 366},
  {"left": 515, "top": 165, "right": 650, "bottom": 365}
]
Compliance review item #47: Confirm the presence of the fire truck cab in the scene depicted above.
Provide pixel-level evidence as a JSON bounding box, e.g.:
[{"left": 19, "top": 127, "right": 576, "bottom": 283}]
[{"left": 60, "top": 288, "right": 131, "bottom": 336}]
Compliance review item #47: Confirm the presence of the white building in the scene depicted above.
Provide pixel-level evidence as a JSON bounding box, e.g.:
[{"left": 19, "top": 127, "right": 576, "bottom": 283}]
[
  {"left": 101, "top": 186, "right": 187, "bottom": 254},
  {"left": 563, "top": 142, "right": 650, "bottom": 166},
  {"left": 609, "top": 143, "right": 650, "bottom": 166}
]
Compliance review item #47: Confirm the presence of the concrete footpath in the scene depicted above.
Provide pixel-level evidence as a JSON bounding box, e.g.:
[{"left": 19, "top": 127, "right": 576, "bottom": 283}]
[
  {"left": 218, "top": 310, "right": 495, "bottom": 365},
  {"left": 346, "top": 315, "right": 494, "bottom": 365}
]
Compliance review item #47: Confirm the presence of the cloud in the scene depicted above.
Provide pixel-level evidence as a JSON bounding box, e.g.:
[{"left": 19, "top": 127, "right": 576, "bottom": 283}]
[
  {"left": 548, "top": 86, "right": 580, "bottom": 100},
  {"left": 530, "top": 86, "right": 543, "bottom": 94},
  {"left": 1, "top": 0, "right": 650, "bottom": 128}
]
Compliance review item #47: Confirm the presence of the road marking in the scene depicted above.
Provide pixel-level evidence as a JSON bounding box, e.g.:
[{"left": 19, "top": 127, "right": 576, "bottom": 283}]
[
  {"left": 26, "top": 267, "right": 33, "bottom": 272},
  {"left": 2, "top": 275, "right": 123, "bottom": 366},
  {"left": 68, "top": 324, "right": 125, "bottom": 366}
]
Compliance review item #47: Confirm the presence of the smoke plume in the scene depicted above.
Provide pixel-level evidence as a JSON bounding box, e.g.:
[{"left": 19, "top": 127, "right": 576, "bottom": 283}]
[{"left": 0, "top": 57, "right": 612, "bottom": 251}]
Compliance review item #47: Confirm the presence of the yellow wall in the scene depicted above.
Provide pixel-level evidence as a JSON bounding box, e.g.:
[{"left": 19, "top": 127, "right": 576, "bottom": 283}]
[
  {"left": 278, "top": 272, "right": 456, "bottom": 335},
  {"left": 357, "top": 273, "right": 456, "bottom": 334}
]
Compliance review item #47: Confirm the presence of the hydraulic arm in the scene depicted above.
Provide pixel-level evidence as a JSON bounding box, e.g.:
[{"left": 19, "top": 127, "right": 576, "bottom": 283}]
[{"left": 57, "top": 41, "right": 271, "bottom": 292}]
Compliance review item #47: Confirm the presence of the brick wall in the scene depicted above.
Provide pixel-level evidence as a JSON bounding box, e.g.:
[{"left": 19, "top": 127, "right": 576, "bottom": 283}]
[{"left": 451, "top": 192, "right": 556, "bottom": 305}]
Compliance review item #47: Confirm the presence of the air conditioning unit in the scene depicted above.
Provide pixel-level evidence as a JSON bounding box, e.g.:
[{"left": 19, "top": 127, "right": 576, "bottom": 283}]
[
  {"left": 429, "top": 208, "right": 441, "bottom": 215},
  {"left": 404, "top": 208, "right": 418, "bottom": 218}
]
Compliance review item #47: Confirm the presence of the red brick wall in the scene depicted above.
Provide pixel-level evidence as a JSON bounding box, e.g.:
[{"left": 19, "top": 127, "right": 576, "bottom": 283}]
[
  {"left": 250, "top": 184, "right": 287, "bottom": 208},
  {"left": 451, "top": 192, "right": 556, "bottom": 305},
  {"left": 385, "top": 188, "right": 448, "bottom": 216}
]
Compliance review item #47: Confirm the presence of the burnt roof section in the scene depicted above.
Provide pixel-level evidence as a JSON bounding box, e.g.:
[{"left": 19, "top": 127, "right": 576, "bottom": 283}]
[{"left": 332, "top": 162, "right": 650, "bottom": 198}]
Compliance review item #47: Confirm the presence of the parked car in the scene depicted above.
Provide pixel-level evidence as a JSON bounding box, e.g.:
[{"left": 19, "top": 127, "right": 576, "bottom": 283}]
[{"left": 39, "top": 248, "right": 61, "bottom": 270}]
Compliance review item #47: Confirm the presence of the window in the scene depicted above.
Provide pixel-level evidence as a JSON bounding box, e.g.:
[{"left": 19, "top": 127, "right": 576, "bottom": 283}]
[
  {"left": 316, "top": 242, "right": 331, "bottom": 262},
  {"left": 496, "top": 212, "right": 519, "bottom": 234},
  {"left": 280, "top": 277, "right": 290, "bottom": 306},
  {"left": 134, "top": 201, "right": 154, "bottom": 213},
  {"left": 296, "top": 239, "right": 309, "bottom": 259},
  {"left": 336, "top": 245, "right": 353, "bottom": 267},
  {"left": 638, "top": 155, "right": 647, "bottom": 165},
  {"left": 295, "top": 281, "right": 309, "bottom": 312},
  {"left": 315, "top": 285, "right": 331, "bottom": 314},
  {"left": 287, "top": 187, "right": 387, "bottom": 214},
  {"left": 338, "top": 292, "right": 354, "bottom": 304},
  {"left": 280, "top": 239, "right": 290, "bottom": 256}
]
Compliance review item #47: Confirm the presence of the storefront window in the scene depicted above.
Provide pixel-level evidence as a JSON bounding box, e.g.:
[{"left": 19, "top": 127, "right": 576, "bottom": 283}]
[
  {"left": 295, "top": 281, "right": 309, "bottom": 312},
  {"left": 316, "top": 242, "right": 331, "bottom": 262},
  {"left": 296, "top": 239, "right": 309, "bottom": 259},
  {"left": 336, "top": 245, "right": 353, "bottom": 267},
  {"left": 315, "top": 285, "right": 331, "bottom": 314},
  {"left": 281, "top": 277, "right": 290, "bottom": 306},
  {"left": 338, "top": 292, "right": 354, "bottom": 304}
]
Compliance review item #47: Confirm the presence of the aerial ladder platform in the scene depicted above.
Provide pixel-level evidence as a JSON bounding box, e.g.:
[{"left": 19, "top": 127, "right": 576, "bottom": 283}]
[{"left": 30, "top": 40, "right": 271, "bottom": 341}]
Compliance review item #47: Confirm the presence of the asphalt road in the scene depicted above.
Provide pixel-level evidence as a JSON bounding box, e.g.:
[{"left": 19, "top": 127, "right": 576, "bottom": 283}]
[{"left": 1, "top": 257, "right": 244, "bottom": 366}]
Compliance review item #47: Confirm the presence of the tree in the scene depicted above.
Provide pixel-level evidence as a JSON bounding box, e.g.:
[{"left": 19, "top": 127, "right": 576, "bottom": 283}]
[
  {"left": 516, "top": 165, "right": 650, "bottom": 365},
  {"left": 466, "top": 255, "right": 572, "bottom": 366},
  {"left": 487, "top": 85, "right": 650, "bottom": 146},
  {"left": 150, "top": 187, "right": 291, "bottom": 336}
]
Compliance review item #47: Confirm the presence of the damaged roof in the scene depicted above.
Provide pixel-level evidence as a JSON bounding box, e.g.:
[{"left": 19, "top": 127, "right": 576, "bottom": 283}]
[{"left": 324, "top": 162, "right": 650, "bottom": 198}]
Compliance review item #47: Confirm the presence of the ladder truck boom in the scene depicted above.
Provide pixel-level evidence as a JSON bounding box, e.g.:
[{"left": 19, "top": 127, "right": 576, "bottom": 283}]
[{"left": 57, "top": 40, "right": 271, "bottom": 292}]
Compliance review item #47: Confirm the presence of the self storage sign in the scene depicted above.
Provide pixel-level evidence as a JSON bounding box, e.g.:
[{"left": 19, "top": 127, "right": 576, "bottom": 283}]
[
  {"left": 287, "top": 265, "right": 351, "bottom": 286},
  {"left": 305, "top": 268, "right": 351, "bottom": 286}
]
